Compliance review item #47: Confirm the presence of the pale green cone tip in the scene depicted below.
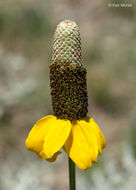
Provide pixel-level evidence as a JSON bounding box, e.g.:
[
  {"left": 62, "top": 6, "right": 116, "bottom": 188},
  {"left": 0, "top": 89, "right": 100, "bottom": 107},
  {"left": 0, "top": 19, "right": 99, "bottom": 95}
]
[{"left": 52, "top": 20, "right": 82, "bottom": 66}]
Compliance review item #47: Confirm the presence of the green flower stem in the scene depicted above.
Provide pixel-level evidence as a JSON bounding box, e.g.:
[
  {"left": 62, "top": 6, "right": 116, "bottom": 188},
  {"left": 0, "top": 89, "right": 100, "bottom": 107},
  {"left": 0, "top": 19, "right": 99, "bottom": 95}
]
[{"left": 69, "top": 157, "right": 76, "bottom": 190}]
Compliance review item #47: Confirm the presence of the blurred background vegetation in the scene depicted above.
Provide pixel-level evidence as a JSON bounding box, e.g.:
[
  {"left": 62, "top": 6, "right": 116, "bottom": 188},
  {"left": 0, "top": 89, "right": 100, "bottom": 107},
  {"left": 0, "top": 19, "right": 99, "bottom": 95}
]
[{"left": 0, "top": 0, "right": 136, "bottom": 189}]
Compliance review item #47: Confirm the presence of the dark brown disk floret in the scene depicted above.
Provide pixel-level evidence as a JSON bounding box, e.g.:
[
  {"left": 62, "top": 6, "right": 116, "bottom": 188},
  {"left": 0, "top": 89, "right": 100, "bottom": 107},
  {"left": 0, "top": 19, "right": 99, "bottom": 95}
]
[{"left": 50, "top": 62, "right": 88, "bottom": 121}]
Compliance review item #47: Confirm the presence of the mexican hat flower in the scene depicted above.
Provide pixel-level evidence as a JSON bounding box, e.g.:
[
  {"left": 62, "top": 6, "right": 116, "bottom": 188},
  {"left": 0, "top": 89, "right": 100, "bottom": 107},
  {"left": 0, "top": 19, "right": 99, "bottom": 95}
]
[{"left": 25, "top": 20, "right": 106, "bottom": 170}]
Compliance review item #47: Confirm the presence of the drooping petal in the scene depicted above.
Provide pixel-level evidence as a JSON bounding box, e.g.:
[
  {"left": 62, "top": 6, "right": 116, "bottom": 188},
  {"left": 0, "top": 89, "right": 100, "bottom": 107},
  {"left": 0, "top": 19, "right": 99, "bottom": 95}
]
[
  {"left": 64, "top": 117, "right": 106, "bottom": 170},
  {"left": 25, "top": 115, "right": 55, "bottom": 155},
  {"left": 25, "top": 115, "right": 71, "bottom": 161},
  {"left": 43, "top": 118, "right": 72, "bottom": 158}
]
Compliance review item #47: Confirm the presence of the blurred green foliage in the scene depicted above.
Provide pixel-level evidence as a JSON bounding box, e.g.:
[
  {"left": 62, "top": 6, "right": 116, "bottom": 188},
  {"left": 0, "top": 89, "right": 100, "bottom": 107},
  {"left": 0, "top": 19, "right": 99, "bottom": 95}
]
[
  {"left": 129, "top": 123, "right": 136, "bottom": 158},
  {"left": 0, "top": 6, "right": 52, "bottom": 54}
]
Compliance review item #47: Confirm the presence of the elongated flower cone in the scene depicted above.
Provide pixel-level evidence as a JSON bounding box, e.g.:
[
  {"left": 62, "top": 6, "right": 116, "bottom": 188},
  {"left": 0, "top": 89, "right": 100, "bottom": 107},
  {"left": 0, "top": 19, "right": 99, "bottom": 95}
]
[{"left": 50, "top": 20, "right": 87, "bottom": 121}]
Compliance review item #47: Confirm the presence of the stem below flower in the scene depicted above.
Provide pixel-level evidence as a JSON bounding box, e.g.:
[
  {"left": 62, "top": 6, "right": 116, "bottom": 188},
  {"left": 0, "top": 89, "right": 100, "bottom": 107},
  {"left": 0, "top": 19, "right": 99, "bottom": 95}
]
[{"left": 69, "top": 157, "right": 76, "bottom": 190}]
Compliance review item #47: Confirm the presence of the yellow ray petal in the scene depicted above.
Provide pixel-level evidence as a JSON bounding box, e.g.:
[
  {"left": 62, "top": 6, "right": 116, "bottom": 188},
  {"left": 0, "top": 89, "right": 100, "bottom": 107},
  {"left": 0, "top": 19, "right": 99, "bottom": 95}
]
[
  {"left": 25, "top": 115, "right": 65, "bottom": 161},
  {"left": 64, "top": 118, "right": 106, "bottom": 170},
  {"left": 89, "top": 118, "right": 106, "bottom": 155},
  {"left": 25, "top": 115, "right": 55, "bottom": 155},
  {"left": 43, "top": 118, "right": 72, "bottom": 158}
]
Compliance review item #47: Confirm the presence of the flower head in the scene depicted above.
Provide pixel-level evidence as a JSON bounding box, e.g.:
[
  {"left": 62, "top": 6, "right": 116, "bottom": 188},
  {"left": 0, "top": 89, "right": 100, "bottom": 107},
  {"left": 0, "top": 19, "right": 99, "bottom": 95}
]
[{"left": 25, "top": 20, "right": 106, "bottom": 170}]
